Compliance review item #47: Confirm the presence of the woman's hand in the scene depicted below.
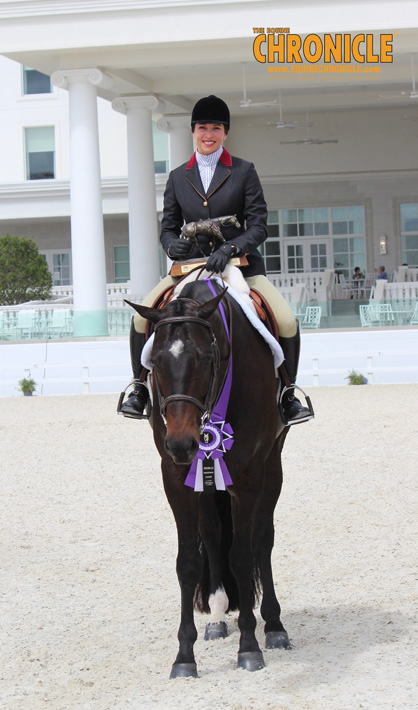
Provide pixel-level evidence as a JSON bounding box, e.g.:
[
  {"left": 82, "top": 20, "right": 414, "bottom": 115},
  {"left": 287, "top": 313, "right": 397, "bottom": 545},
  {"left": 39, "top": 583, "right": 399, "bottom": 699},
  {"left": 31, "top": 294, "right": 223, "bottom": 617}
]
[
  {"left": 167, "top": 239, "right": 194, "bottom": 260},
  {"left": 206, "top": 243, "right": 237, "bottom": 273}
]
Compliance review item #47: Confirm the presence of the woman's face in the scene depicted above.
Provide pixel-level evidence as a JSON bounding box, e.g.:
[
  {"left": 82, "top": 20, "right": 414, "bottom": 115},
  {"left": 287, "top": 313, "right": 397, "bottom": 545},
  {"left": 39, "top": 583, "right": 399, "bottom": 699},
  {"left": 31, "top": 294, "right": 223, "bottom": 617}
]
[{"left": 193, "top": 123, "right": 227, "bottom": 155}]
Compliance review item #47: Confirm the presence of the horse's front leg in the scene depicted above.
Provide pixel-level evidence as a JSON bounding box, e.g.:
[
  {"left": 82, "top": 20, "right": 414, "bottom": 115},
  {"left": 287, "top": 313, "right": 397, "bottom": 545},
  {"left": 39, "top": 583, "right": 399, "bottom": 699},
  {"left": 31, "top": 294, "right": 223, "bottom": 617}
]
[
  {"left": 164, "top": 474, "right": 200, "bottom": 679},
  {"left": 230, "top": 491, "right": 265, "bottom": 672},
  {"left": 253, "top": 446, "right": 291, "bottom": 650},
  {"left": 198, "top": 493, "right": 229, "bottom": 641}
]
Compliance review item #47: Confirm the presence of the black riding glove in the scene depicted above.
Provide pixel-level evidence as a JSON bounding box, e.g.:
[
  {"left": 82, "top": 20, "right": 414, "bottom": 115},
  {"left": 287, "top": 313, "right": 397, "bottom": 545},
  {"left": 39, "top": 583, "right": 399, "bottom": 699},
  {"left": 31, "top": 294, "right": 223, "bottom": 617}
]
[
  {"left": 206, "top": 243, "right": 237, "bottom": 273},
  {"left": 167, "top": 239, "right": 194, "bottom": 260}
]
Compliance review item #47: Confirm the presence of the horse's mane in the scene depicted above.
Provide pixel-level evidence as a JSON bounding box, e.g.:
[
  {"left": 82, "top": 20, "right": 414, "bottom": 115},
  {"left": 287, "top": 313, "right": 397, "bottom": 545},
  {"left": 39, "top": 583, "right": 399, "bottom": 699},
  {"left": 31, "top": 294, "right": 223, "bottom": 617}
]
[{"left": 177, "top": 278, "right": 225, "bottom": 304}]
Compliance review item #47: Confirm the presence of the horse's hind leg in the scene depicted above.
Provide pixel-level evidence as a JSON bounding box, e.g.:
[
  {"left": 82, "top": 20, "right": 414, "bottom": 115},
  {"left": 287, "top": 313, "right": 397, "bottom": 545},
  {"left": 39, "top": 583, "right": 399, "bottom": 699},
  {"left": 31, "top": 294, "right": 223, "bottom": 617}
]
[
  {"left": 253, "top": 447, "right": 291, "bottom": 650},
  {"left": 229, "top": 491, "right": 266, "bottom": 671}
]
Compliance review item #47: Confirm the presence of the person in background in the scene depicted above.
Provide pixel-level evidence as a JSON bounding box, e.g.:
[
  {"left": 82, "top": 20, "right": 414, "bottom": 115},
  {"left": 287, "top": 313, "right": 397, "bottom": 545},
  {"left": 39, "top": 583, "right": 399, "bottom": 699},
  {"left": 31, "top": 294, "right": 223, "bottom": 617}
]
[
  {"left": 353, "top": 266, "right": 364, "bottom": 280},
  {"left": 376, "top": 266, "right": 388, "bottom": 279}
]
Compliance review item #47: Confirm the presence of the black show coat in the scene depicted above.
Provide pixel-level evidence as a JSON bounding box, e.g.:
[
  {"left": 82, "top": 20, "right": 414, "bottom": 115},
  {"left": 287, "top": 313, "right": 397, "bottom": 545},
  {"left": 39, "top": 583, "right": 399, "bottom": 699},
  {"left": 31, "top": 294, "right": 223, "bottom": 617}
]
[{"left": 160, "top": 148, "right": 268, "bottom": 277}]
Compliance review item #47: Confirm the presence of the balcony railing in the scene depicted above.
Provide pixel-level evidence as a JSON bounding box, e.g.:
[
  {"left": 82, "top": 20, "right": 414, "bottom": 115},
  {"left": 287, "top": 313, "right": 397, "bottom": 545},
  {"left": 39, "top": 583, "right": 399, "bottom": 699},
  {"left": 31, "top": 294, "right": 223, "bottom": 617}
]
[{"left": 1, "top": 276, "right": 417, "bottom": 341}]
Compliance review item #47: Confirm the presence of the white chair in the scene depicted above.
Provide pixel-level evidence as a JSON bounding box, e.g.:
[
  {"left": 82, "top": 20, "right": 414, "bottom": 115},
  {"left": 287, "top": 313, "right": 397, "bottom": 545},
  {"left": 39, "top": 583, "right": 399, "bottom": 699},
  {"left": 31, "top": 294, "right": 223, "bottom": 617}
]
[
  {"left": 301, "top": 306, "right": 322, "bottom": 329},
  {"left": 48, "top": 310, "right": 73, "bottom": 338},
  {"left": 378, "top": 303, "right": 395, "bottom": 325},
  {"left": 359, "top": 304, "right": 375, "bottom": 326},
  {"left": 410, "top": 303, "right": 418, "bottom": 325},
  {"left": 360, "top": 303, "right": 394, "bottom": 327},
  {"left": 338, "top": 274, "right": 355, "bottom": 299},
  {"left": 17, "top": 310, "right": 38, "bottom": 339},
  {"left": 0, "top": 312, "right": 7, "bottom": 340}
]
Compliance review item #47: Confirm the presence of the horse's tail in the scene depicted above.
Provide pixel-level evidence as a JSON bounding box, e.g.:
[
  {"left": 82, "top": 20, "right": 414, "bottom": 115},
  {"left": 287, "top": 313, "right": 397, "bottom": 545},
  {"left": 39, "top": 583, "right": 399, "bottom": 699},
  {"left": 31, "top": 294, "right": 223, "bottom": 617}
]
[{"left": 194, "top": 491, "right": 261, "bottom": 613}]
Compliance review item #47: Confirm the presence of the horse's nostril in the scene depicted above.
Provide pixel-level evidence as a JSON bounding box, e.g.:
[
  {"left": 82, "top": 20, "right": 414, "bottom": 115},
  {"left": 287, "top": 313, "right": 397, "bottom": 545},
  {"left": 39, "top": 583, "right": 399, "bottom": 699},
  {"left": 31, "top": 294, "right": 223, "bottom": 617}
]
[{"left": 165, "top": 435, "right": 199, "bottom": 464}]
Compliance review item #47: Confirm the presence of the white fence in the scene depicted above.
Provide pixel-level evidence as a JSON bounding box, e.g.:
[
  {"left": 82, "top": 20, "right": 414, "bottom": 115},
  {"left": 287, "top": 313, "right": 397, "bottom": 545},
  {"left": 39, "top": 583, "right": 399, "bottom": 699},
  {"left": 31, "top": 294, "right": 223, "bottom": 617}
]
[
  {"left": 1, "top": 329, "right": 418, "bottom": 397},
  {"left": 268, "top": 270, "right": 334, "bottom": 314},
  {"left": 51, "top": 283, "right": 143, "bottom": 307},
  {"left": 394, "top": 266, "right": 418, "bottom": 282}
]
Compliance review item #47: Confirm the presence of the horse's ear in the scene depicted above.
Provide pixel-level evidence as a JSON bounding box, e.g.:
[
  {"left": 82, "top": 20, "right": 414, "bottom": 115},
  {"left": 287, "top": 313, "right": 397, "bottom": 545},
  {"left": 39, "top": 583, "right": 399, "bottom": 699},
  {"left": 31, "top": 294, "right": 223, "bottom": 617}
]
[
  {"left": 124, "top": 299, "right": 162, "bottom": 324},
  {"left": 196, "top": 287, "right": 228, "bottom": 321}
]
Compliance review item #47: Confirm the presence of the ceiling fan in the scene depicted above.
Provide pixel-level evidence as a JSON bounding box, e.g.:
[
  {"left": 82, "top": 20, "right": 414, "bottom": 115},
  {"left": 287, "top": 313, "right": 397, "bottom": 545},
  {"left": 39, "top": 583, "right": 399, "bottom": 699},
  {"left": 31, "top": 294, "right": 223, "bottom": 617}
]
[
  {"left": 266, "top": 92, "right": 313, "bottom": 129},
  {"left": 378, "top": 54, "right": 418, "bottom": 102},
  {"left": 280, "top": 113, "right": 339, "bottom": 145},
  {"left": 239, "top": 63, "right": 278, "bottom": 109}
]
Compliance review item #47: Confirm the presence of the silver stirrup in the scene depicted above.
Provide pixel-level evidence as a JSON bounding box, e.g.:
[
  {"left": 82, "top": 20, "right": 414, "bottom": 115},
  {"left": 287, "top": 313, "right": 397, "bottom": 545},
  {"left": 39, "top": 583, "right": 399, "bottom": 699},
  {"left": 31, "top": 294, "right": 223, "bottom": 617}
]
[{"left": 278, "top": 384, "right": 314, "bottom": 426}]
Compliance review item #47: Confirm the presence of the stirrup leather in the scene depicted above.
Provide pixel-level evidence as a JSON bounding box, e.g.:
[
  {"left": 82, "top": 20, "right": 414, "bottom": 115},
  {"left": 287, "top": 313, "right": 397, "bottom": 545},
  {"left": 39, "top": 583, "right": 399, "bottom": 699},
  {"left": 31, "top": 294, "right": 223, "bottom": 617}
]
[
  {"left": 278, "top": 384, "right": 314, "bottom": 426},
  {"left": 117, "top": 379, "right": 150, "bottom": 419}
]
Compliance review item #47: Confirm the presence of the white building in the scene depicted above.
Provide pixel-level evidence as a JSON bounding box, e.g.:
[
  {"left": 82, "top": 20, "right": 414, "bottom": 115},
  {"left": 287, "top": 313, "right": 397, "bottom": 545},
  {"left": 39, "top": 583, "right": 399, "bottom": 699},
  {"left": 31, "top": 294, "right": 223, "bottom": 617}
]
[{"left": 1, "top": 0, "right": 418, "bottom": 337}]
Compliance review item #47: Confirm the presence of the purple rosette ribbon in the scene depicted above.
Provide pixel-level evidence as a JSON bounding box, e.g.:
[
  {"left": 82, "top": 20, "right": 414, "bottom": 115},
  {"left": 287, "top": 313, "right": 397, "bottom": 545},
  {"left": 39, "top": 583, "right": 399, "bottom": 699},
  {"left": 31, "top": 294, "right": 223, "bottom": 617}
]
[{"left": 185, "top": 419, "right": 234, "bottom": 491}]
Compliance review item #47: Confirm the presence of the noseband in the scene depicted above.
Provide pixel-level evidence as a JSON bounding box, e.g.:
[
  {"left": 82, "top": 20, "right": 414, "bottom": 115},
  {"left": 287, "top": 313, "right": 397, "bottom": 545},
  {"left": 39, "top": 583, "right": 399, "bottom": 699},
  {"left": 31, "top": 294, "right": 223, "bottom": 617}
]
[{"left": 152, "top": 313, "right": 221, "bottom": 429}]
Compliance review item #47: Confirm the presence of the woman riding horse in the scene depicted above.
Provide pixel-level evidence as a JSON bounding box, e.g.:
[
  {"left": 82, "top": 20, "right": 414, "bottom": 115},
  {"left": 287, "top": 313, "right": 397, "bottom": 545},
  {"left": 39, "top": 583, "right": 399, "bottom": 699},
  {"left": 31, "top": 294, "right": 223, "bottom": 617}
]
[{"left": 120, "top": 94, "right": 313, "bottom": 426}]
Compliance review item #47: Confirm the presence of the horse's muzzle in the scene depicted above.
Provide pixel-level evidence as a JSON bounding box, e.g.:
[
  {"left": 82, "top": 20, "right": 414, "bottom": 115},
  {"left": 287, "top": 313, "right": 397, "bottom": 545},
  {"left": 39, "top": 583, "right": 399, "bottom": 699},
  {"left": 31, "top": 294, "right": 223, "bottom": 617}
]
[{"left": 164, "top": 434, "right": 199, "bottom": 465}]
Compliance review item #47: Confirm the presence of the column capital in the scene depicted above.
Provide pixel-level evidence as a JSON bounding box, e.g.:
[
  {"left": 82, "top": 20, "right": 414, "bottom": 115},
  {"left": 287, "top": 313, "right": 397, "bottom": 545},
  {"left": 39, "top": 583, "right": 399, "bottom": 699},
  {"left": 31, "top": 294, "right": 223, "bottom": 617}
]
[
  {"left": 157, "top": 114, "right": 191, "bottom": 133},
  {"left": 51, "top": 67, "right": 113, "bottom": 90},
  {"left": 112, "top": 95, "right": 165, "bottom": 115}
]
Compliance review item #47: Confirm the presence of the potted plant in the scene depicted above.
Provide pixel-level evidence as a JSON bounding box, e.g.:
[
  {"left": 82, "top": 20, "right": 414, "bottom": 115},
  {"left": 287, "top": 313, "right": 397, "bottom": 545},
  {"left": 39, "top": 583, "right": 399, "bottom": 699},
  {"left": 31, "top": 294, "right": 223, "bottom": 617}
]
[
  {"left": 345, "top": 369, "right": 368, "bottom": 385},
  {"left": 17, "top": 376, "right": 37, "bottom": 396}
]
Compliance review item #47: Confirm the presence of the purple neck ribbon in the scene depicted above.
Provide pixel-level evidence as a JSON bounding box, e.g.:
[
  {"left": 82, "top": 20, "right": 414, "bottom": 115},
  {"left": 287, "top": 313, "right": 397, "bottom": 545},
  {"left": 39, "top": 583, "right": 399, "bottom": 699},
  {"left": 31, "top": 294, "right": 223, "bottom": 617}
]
[{"left": 184, "top": 280, "right": 234, "bottom": 492}]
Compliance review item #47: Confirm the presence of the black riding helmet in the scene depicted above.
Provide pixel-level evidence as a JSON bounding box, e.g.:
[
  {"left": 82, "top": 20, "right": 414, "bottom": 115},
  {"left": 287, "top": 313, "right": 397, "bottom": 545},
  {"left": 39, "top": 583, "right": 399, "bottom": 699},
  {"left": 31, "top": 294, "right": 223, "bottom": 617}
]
[{"left": 191, "top": 95, "right": 230, "bottom": 130}]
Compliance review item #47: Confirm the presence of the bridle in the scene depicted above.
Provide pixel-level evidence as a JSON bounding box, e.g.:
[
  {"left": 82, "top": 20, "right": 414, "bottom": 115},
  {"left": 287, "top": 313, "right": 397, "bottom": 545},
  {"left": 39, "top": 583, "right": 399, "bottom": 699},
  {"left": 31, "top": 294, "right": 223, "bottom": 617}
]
[{"left": 151, "top": 312, "right": 221, "bottom": 430}]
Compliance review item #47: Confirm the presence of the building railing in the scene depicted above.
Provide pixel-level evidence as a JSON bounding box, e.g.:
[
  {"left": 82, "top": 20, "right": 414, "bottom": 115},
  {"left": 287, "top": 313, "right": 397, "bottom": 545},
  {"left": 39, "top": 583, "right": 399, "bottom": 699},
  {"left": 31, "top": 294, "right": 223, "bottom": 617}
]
[{"left": 1, "top": 273, "right": 417, "bottom": 342}]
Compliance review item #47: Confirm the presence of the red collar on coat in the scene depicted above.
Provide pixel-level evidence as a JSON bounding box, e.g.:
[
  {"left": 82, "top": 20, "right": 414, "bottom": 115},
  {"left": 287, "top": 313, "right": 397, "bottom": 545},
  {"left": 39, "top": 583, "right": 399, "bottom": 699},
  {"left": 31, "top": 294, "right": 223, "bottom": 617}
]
[{"left": 186, "top": 148, "right": 232, "bottom": 170}]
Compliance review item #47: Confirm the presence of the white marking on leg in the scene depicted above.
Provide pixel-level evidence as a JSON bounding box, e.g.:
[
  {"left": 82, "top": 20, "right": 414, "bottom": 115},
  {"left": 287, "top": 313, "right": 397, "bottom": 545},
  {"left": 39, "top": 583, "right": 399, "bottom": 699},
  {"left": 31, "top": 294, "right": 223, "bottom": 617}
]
[
  {"left": 169, "top": 339, "right": 184, "bottom": 359},
  {"left": 208, "top": 587, "right": 229, "bottom": 624}
]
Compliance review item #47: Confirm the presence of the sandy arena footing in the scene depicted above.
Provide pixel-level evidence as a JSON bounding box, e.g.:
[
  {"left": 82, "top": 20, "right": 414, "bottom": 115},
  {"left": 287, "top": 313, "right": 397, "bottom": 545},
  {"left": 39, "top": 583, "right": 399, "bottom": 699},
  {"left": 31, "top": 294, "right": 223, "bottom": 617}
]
[{"left": 1, "top": 385, "right": 417, "bottom": 709}]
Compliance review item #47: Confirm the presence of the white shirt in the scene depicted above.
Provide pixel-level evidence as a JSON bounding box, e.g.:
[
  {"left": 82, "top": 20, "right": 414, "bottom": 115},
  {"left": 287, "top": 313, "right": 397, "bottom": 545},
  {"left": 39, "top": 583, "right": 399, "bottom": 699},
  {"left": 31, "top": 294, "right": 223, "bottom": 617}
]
[{"left": 195, "top": 146, "right": 224, "bottom": 193}]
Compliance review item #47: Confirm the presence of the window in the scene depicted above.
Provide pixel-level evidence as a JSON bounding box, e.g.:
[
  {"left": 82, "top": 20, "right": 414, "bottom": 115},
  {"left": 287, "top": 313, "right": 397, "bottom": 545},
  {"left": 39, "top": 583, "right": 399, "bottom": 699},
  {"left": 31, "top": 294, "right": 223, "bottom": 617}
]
[
  {"left": 23, "top": 66, "right": 52, "bottom": 95},
  {"left": 265, "top": 206, "right": 365, "bottom": 276},
  {"left": 400, "top": 204, "right": 418, "bottom": 267},
  {"left": 332, "top": 207, "right": 365, "bottom": 278},
  {"left": 152, "top": 121, "right": 169, "bottom": 174},
  {"left": 259, "top": 211, "right": 281, "bottom": 272},
  {"left": 114, "top": 246, "right": 130, "bottom": 283},
  {"left": 283, "top": 208, "right": 330, "bottom": 238},
  {"left": 287, "top": 244, "right": 304, "bottom": 272},
  {"left": 52, "top": 253, "right": 71, "bottom": 286},
  {"left": 25, "top": 126, "right": 55, "bottom": 180},
  {"left": 40, "top": 250, "right": 72, "bottom": 286}
]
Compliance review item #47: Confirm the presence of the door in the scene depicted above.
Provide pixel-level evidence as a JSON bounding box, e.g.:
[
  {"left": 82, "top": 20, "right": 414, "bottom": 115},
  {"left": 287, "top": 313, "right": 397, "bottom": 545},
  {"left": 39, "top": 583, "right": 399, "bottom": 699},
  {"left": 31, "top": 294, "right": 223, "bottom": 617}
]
[{"left": 284, "top": 239, "right": 330, "bottom": 273}]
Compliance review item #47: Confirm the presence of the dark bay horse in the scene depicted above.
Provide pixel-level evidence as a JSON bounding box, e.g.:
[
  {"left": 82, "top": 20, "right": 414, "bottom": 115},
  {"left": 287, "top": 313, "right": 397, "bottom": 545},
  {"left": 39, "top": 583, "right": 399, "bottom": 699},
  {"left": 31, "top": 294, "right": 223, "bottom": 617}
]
[{"left": 130, "top": 278, "right": 290, "bottom": 678}]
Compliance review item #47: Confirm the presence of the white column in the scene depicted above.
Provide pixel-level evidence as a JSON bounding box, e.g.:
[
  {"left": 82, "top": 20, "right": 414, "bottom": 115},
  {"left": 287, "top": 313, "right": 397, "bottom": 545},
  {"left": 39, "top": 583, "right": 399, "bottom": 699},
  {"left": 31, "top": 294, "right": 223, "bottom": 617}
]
[
  {"left": 156, "top": 115, "right": 193, "bottom": 273},
  {"left": 157, "top": 114, "right": 193, "bottom": 170},
  {"left": 52, "top": 68, "right": 111, "bottom": 337},
  {"left": 112, "top": 95, "right": 164, "bottom": 299}
]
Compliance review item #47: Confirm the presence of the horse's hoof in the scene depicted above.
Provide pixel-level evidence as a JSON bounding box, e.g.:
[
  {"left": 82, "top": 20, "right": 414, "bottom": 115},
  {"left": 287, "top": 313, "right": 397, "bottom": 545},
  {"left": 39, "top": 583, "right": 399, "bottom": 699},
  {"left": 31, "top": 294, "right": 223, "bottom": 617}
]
[
  {"left": 265, "top": 631, "right": 292, "bottom": 649},
  {"left": 204, "top": 621, "right": 228, "bottom": 640},
  {"left": 237, "top": 651, "right": 265, "bottom": 671},
  {"left": 169, "top": 662, "right": 198, "bottom": 679}
]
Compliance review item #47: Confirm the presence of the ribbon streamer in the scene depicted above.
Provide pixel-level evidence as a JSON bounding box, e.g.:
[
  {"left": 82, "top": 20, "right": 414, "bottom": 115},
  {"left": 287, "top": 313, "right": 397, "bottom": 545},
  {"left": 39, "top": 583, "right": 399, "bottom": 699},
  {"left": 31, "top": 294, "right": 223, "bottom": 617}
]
[{"left": 185, "top": 420, "right": 234, "bottom": 491}]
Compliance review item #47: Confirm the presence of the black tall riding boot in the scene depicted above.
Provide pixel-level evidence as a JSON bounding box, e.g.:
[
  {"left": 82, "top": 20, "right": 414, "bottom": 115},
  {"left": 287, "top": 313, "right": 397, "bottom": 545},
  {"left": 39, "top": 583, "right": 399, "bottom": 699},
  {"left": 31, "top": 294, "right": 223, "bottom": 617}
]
[
  {"left": 279, "top": 325, "right": 314, "bottom": 425},
  {"left": 117, "top": 318, "right": 150, "bottom": 419}
]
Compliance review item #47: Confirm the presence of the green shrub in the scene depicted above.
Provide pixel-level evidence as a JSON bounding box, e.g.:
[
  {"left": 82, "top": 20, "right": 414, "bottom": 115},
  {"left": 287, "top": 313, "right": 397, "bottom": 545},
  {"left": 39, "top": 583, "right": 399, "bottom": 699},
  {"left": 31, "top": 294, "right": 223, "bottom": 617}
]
[
  {"left": 345, "top": 369, "right": 367, "bottom": 385},
  {"left": 17, "top": 376, "right": 37, "bottom": 394},
  {"left": 0, "top": 234, "right": 52, "bottom": 305}
]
